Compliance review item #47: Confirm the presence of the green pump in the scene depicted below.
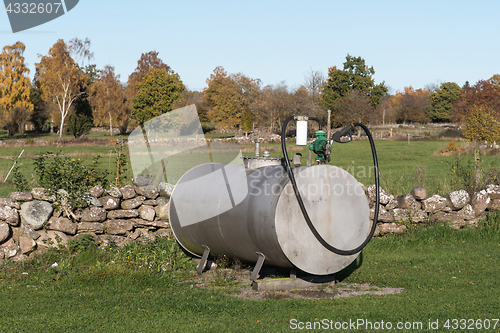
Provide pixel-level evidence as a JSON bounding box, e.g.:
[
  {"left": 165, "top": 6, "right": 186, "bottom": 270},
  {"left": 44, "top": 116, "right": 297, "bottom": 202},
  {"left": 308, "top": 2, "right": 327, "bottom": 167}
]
[{"left": 309, "top": 130, "right": 331, "bottom": 163}]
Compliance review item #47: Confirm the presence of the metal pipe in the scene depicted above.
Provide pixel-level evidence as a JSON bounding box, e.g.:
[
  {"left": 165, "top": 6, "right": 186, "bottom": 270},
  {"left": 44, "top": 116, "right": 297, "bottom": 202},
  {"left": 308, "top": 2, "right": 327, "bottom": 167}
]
[
  {"left": 254, "top": 138, "right": 262, "bottom": 157},
  {"left": 327, "top": 110, "right": 331, "bottom": 142}
]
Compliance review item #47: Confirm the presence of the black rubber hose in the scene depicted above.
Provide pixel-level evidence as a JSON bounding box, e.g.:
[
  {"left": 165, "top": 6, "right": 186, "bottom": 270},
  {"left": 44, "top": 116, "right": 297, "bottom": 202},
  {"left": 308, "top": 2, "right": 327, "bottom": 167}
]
[
  {"left": 307, "top": 117, "right": 322, "bottom": 130},
  {"left": 281, "top": 118, "right": 379, "bottom": 256}
]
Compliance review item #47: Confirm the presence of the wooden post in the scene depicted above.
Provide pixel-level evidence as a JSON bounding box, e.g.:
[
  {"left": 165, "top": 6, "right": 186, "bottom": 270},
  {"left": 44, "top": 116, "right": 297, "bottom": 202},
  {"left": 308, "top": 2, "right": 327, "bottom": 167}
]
[{"left": 326, "top": 110, "right": 331, "bottom": 140}]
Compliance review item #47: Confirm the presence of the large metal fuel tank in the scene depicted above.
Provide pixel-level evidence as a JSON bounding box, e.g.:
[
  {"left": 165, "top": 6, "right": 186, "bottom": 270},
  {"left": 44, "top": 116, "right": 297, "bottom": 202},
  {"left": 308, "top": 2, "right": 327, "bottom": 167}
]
[{"left": 169, "top": 158, "right": 371, "bottom": 275}]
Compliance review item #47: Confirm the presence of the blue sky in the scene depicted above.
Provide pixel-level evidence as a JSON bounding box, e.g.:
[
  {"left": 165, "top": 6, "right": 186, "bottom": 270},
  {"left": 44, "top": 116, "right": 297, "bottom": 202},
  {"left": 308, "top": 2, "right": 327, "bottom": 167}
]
[{"left": 1, "top": 0, "right": 500, "bottom": 93}]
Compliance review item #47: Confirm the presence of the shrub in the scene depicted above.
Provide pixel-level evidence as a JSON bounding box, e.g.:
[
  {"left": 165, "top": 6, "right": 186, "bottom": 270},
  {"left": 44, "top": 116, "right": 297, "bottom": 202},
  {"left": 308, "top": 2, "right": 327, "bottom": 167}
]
[
  {"left": 463, "top": 105, "right": 500, "bottom": 145},
  {"left": 114, "top": 236, "right": 195, "bottom": 275},
  {"left": 112, "top": 139, "right": 128, "bottom": 187},
  {"left": 438, "top": 128, "right": 463, "bottom": 138},
  {"left": 448, "top": 150, "right": 500, "bottom": 195},
  {"left": 67, "top": 114, "right": 92, "bottom": 138},
  {"left": 33, "top": 152, "right": 108, "bottom": 198},
  {"left": 439, "top": 140, "right": 462, "bottom": 154},
  {"left": 13, "top": 151, "right": 109, "bottom": 217},
  {"left": 11, "top": 162, "right": 29, "bottom": 191},
  {"left": 68, "top": 234, "right": 98, "bottom": 253},
  {"left": 201, "top": 123, "right": 215, "bottom": 133}
]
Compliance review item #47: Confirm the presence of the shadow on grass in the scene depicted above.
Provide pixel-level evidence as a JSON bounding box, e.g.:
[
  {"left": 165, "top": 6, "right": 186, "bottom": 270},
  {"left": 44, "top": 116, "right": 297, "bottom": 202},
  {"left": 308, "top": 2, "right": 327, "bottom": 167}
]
[{"left": 335, "top": 251, "right": 364, "bottom": 282}]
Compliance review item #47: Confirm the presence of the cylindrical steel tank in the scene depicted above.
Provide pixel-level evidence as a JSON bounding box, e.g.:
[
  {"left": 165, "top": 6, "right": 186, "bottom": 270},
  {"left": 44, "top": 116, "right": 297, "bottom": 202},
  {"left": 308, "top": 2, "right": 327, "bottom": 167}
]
[{"left": 169, "top": 159, "right": 371, "bottom": 275}]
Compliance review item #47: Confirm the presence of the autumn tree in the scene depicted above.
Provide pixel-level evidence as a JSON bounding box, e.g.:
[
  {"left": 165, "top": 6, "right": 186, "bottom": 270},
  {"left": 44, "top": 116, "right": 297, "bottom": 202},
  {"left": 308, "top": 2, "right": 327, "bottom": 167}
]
[
  {"left": 0, "top": 41, "right": 33, "bottom": 137},
  {"left": 303, "top": 68, "right": 325, "bottom": 105},
  {"left": 321, "top": 54, "right": 388, "bottom": 125},
  {"left": 127, "top": 51, "right": 170, "bottom": 98},
  {"left": 463, "top": 105, "right": 500, "bottom": 145},
  {"left": 265, "top": 82, "right": 293, "bottom": 131},
  {"left": 124, "top": 51, "right": 171, "bottom": 131},
  {"left": 203, "top": 66, "right": 260, "bottom": 129},
  {"left": 374, "top": 95, "right": 398, "bottom": 124},
  {"left": 395, "top": 87, "right": 431, "bottom": 123},
  {"left": 90, "top": 65, "right": 127, "bottom": 136},
  {"left": 251, "top": 84, "right": 273, "bottom": 129},
  {"left": 453, "top": 79, "right": 500, "bottom": 123},
  {"left": 489, "top": 74, "right": 500, "bottom": 90},
  {"left": 332, "top": 90, "right": 373, "bottom": 126},
  {"left": 298, "top": 70, "right": 326, "bottom": 123},
  {"left": 36, "top": 38, "right": 93, "bottom": 140},
  {"left": 429, "top": 82, "right": 461, "bottom": 122},
  {"left": 289, "top": 86, "right": 325, "bottom": 123},
  {"left": 172, "top": 90, "right": 210, "bottom": 122},
  {"left": 246, "top": 82, "right": 321, "bottom": 132},
  {"left": 131, "top": 68, "right": 185, "bottom": 125}
]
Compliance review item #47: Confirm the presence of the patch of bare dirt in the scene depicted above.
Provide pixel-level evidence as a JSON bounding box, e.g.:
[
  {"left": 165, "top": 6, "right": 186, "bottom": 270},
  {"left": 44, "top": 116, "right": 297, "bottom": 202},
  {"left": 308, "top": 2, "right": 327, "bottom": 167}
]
[
  {"left": 230, "top": 282, "right": 403, "bottom": 301},
  {"left": 188, "top": 266, "right": 403, "bottom": 301}
]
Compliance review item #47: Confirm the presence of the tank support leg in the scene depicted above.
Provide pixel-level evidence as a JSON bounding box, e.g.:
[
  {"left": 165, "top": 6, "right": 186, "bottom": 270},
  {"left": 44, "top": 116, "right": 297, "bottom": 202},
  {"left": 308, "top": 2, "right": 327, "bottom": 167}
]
[
  {"left": 197, "top": 245, "right": 211, "bottom": 275},
  {"left": 250, "top": 252, "right": 266, "bottom": 281}
]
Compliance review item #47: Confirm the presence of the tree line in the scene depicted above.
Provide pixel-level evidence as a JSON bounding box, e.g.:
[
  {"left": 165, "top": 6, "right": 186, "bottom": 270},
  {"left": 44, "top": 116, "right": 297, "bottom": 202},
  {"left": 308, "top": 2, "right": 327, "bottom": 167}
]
[
  {"left": 1, "top": 39, "right": 500, "bottom": 143},
  {"left": 0, "top": 39, "right": 183, "bottom": 139}
]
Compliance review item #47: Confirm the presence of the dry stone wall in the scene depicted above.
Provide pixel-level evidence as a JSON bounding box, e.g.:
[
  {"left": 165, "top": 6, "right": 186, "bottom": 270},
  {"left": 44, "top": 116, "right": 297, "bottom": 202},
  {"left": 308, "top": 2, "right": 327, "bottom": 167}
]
[
  {"left": 367, "top": 185, "right": 500, "bottom": 235},
  {"left": 1, "top": 176, "right": 500, "bottom": 261},
  {"left": 0, "top": 177, "right": 173, "bottom": 262}
]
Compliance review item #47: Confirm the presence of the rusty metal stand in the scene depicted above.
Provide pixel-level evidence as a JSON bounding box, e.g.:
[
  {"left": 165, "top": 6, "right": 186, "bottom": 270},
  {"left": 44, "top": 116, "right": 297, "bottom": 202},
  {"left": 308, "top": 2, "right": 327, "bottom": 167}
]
[
  {"left": 249, "top": 252, "right": 266, "bottom": 281},
  {"left": 196, "top": 245, "right": 210, "bottom": 275}
]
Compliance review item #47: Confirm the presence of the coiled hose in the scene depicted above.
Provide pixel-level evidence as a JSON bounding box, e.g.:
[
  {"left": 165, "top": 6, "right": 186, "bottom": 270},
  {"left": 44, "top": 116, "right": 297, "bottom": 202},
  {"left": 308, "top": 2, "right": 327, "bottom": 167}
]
[{"left": 281, "top": 116, "right": 379, "bottom": 256}]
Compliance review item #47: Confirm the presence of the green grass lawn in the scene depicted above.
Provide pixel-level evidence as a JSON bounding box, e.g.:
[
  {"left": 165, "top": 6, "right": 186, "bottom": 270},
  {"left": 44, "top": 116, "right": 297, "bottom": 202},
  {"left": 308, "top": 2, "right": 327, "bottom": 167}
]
[
  {"left": 327, "top": 140, "right": 462, "bottom": 195},
  {"left": 0, "top": 215, "right": 498, "bottom": 332}
]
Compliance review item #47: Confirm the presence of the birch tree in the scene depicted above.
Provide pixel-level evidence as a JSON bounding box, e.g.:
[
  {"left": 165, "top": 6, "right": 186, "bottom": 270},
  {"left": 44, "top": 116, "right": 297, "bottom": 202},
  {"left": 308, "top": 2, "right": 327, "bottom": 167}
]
[
  {"left": 36, "top": 38, "right": 93, "bottom": 140},
  {"left": 90, "top": 65, "right": 126, "bottom": 136}
]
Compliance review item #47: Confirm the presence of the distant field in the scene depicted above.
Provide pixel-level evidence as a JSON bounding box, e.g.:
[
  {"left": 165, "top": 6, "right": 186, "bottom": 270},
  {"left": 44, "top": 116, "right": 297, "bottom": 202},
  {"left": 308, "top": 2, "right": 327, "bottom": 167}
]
[
  {"left": 1, "top": 126, "right": 499, "bottom": 198},
  {"left": 240, "top": 139, "right": 500, "bottom": 196},
  {"left": 0, "top": 145, "right": 132, "bottom": 197},
  {"left": 0, "top": 128, "right": 121, "bottom": 142}
]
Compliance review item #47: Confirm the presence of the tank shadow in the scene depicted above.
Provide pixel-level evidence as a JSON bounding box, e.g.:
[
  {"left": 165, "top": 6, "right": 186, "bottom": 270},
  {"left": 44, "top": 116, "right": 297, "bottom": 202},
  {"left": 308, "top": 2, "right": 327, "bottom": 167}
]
[{"left": 334, "top": 251, "right": 364, "bottom": 282}]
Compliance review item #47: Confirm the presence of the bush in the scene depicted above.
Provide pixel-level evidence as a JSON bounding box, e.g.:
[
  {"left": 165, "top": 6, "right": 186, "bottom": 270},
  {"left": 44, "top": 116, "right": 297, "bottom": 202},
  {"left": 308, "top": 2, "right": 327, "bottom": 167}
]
[
  {"left": 463, "top": 105, "right": 500, "bottom": 145},
  {"left": 438, "top": 128, "right": 463, "bottom": 138},
  {"left": 448, "top": 150, "right": 500, "bottom": 195},
  {"left": 113, "top": 236, "right": 195, "bottom": 275},
  {"left": 34, "top": 151, "right": 107, "bottom": 191},
  {"left": 68, "top": 234, "right": 98, "bottom": 253},
  {"left": 201, "top": 123, "right": 215, "bottom": 133},
  {"left": 11, "top": 162, "right": 29, "bottom": 191},
  {"left": 67, "top": 114, "right": 92, "bottom": 138},
  {"left": 12, "top": 151, "right": 109, "bottom": 216},
  {"left": 439, "top": 140, "right": 462, "bottom": 154}
]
